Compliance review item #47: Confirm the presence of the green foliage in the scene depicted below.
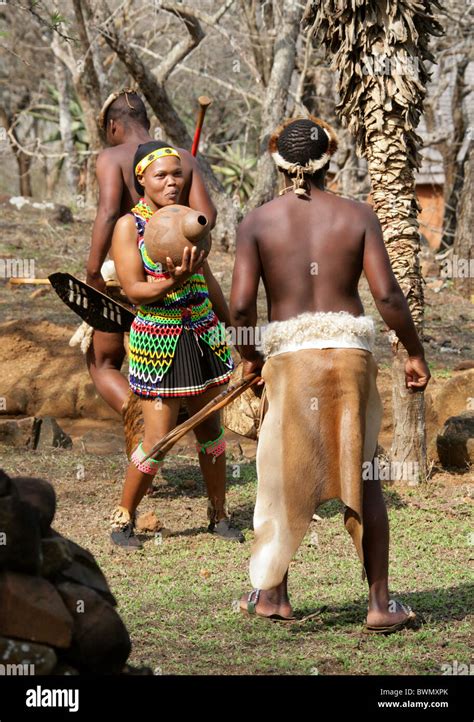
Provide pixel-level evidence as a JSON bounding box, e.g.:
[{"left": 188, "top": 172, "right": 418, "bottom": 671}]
[
  {"left": 211, "top": 143, "right": 256, "bottom": 204},
  {"left": 27, "top": 83, "right": 88, "bottom": 149}
]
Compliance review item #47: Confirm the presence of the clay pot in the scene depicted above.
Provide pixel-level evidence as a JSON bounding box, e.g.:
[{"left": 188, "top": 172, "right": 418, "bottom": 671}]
[{"left": 143, "top": 204, "right": 211, "bottom": 266}]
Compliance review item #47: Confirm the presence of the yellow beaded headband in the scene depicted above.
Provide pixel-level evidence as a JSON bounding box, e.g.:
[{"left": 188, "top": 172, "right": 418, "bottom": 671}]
[{"left": 135, "top": 147, "right": 181, "bottom": 177}]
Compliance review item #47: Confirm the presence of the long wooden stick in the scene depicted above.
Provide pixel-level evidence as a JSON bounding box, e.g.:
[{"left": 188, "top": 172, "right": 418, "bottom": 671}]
[
  {"left": 9, "top": 278, "right": 51, "bottom": 285},
  {"left": 9, "top": 278, "right": 119, "bottom": 286},
  {"left": 191, "top": 95, "right": 212, "bottom": 156},
  {"left": 143, "top": 372, "right": 261, "bottom": 462}
]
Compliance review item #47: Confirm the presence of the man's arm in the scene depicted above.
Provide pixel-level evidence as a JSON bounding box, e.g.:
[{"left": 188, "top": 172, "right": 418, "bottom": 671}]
[
  {"left": 202, "top": 260, "right": 231, "bottom": 326},
  {"left": 363, "top": 206, "right": 430, "bottom": 391},
  {"left": 179, "top": 149, "right": 217, "bottom": 228},
  {"left": 229, "top": 213, "right": 263, "bottom": 367},
  {"left": 86, "top": 149, "right": 123, "bottom": 292}
]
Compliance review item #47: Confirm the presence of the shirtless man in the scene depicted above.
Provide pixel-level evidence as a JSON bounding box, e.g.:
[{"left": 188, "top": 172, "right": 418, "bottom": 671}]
[
  {"left": 230, "top": 116, "right": 430, "bottom": 633},
  {"left": 86, "top": 89, "right": 216, "bottom": 415}
]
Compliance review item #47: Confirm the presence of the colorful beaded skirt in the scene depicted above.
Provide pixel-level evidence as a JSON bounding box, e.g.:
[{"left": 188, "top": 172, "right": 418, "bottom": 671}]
[{"left": 129, "top": 322, "right": 234, "bottom": 398}]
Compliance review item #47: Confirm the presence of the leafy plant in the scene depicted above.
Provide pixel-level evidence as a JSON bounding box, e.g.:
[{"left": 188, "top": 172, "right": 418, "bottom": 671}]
[
  {"left": 211, "top": 143, "right": 256, "bottom": 204},
  {"left": 27, "top": 83, "right": 87, "bottom": 149}
]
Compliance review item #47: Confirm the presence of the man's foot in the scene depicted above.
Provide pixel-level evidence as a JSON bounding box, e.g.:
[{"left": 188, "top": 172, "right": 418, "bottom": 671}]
[
  {"left": 208, "top": 518, "right": 245, "bottom": 542},
  {"left": 110, "top": 505, "right": 142, "bottom": 550},
  {"left": 365, "top": 600, "right": 418, "bottom": 634},
  {"left": 239, "top": 589, "right": 294, "bottom": 621}
]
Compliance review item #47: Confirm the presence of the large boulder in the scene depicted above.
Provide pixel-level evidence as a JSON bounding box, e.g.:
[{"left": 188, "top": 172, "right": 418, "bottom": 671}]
[
  {"left": 0, "top": 417, "right": 39, "bottom": 447},
  {"left": 14, "top": 475, "right": 56, "bottom": 535},
  {"left": 40, "top": 538, "right": 74, "bottom": 579},
  {"left": 0, "top": 636, "right": 57, "bottom": 675},
  {"left": 437, "top": 412, "right": 474, "bottom": 469},
  {"left": 0, "top": 572, "right": 73, "bottom": 648},
  {"left": 56, "top": 582, "right": 131, "bottom": 674},
  {"left": 0, "top": 481, "right": 42, "bottom": 574},
  {"left": 55, "top": 536, "right": 117, "bottom": 607},
  {"left": 35, "top": 417, "right": 72, "bottom": 450}
]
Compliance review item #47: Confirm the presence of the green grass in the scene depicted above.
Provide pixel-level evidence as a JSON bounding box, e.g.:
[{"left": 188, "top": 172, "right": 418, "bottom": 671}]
[{"left": 1, "top": 446, "right": 472, "bottom": 676}]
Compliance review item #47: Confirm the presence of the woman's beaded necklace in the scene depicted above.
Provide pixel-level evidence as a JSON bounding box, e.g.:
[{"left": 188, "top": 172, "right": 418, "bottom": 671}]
[{"left": 132, "top": 198, "right": 155, "bottom": 221}]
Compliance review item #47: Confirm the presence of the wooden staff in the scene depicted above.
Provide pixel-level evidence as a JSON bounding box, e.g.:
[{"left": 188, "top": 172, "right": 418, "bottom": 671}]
[
  {"left": 191, "top": 95, "right": 212, "bottom": 156},
  {"left": 143, "top": 372, "right": 261, "bottom": 462}
]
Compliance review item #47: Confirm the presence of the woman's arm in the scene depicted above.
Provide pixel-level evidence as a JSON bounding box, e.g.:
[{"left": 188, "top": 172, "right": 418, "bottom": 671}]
[
  {"left": 111, "top": 215, "right": 205, "bottom": 305},
  {"left": 202, "top": 260, "right": 231, "bottom": 326}
]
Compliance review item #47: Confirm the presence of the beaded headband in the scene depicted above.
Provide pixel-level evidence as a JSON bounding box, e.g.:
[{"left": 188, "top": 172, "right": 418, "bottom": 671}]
[{"left": 135, "top": 147, "right": 181, "bottom": 177}]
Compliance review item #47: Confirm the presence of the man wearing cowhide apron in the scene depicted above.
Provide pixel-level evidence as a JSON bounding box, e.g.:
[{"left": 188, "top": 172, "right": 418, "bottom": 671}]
[{"left": 230, "top": 116, "right": 430, "bottom": 633}]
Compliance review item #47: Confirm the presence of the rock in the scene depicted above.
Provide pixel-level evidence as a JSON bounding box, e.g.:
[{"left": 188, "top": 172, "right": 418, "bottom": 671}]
[
  {"left": 121, "top": 663, "right": 154, "bottom": 675},
  {"left": 0, "top": 491, "right": 42, "bottom": 574},
  {"left": 50, "top": 662, "right": 79, "bottom": 675},
  {"left": 75, "top": 378, "right": 117, "bottom": 421},
  {"left": 53, "top": 205, "right": 74, "bottom": 224},
  {"left": 181, "top": 479, "right": 196, "bottom": 489},
  {"left": 14, "top": 476, "right": 56, "bottom": 535},
  {"left": 35, "top": 417, "right": 72, "bottom": 450},
  {"left": 136, "top": 511, "right": 162, "bottom": 533},
  {"left": 428, "top": 370, "right": 474, "bottom": 446},
  {"left": 0, "top": 469, "right": 12, "bottom": 497},
  {"left": 41, "top": 538, "right": 74, "bottom": 579},
  {"left": 80, "top": 430, "right": 124, "bottom": 455},
  {"left": 0, "top": 387, "right": 28, "bottom": 415},
  {"left": 0, "top": 417, "right": 39, "bottom": 448},
  {"left": 54, "top": 536, "right": 116, "bottom": 606},
  {"left": 56, "top": 582, "right": 131, "bottom": 674},
  {"left": 0, "top": 572, "right": 73, "bottom": 648},
  {"left": 437, "top": 412, "right": 474, "bottom": 468},
  {"left": 0, "top": 636, "right": 57, "bottom": 675},
  {"left": 35, "top": 390, "right": 77, "bottom": 419},
  {"left": 454, "top": 360, "right": 474, "bottom": 371}
]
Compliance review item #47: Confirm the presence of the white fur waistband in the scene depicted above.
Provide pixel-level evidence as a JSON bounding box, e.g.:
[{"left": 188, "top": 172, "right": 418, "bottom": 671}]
[{"left": 259, "top": 311, "right": 376, "bottom": 358}]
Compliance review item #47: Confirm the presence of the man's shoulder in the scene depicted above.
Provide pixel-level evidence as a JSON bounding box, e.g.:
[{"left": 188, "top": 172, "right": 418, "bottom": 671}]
[
  {"left": 330, "top": 194, "right": 377, "bottom": 221},
  {"left": 330, "top": 193, "right": 369, "bottom": 210},
  {"left": 97, "top": 145, "right": 127, "bottom": 168}
]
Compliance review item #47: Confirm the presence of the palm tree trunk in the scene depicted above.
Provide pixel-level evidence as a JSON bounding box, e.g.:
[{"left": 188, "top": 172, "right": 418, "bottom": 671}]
[{"left": 367, "top": 126, "right": 426, "bottom": 481}]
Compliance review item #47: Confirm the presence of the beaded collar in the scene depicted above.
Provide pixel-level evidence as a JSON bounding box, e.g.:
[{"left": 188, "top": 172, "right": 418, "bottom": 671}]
[{"left": 131, "top": 198, "right": 155, "bottom": 221}]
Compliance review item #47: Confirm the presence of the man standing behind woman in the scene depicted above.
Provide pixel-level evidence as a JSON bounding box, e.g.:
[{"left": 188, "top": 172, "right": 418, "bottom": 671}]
[{"left": 110, "top": 141, "right": 244, "bottom": 548}]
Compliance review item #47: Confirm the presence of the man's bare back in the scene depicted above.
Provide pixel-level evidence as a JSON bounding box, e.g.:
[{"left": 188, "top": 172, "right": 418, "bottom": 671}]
[
  {"left": 246, "top": 188, "right": 368, "bottom": 321},
  {"left": 231, "top": 174, "right": 430, "bottom": 390}
]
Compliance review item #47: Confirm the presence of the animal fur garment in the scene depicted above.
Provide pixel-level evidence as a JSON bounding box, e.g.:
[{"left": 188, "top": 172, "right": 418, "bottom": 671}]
[
  {"left": 69, "top": 321, "right": 94, "bottom": 354},
  {"left": 259, "top": 311, "right": 376, "bottom": 358},
  {"left": 250, "top": 315, "right": 382, "bottom": 589}
]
